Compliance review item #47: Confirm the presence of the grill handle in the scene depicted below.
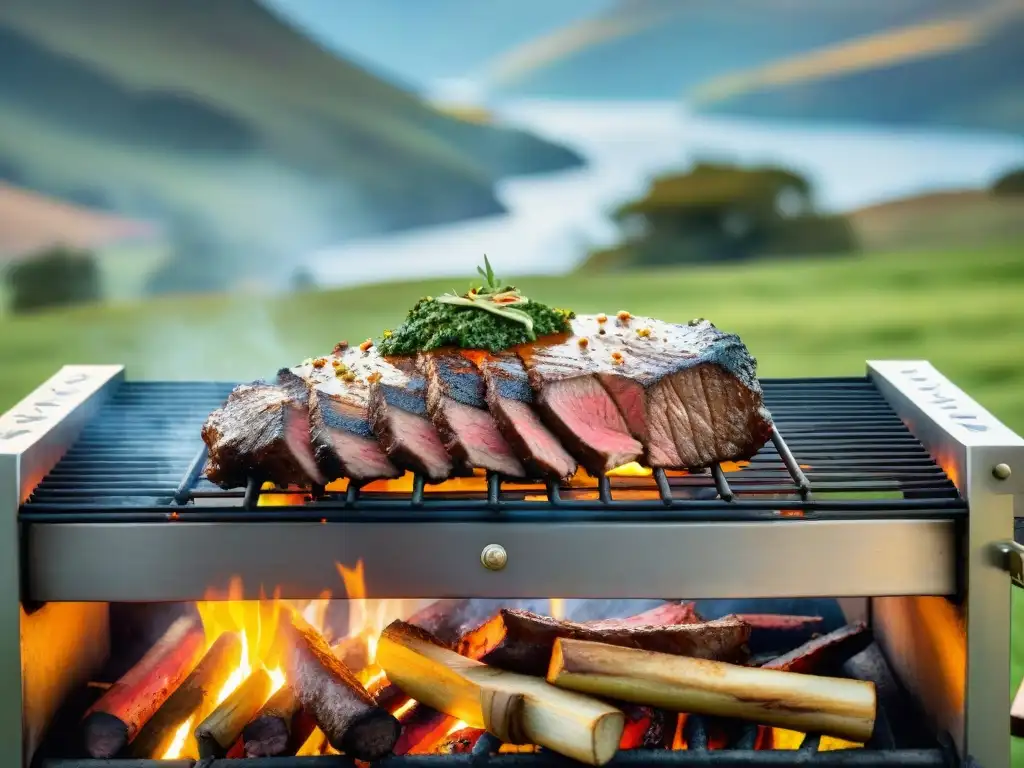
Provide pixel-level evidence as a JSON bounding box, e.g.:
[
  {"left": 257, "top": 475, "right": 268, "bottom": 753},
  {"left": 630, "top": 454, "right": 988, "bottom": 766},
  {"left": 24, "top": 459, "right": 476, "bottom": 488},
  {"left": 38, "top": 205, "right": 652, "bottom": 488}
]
[{"left": 993, "top": 540, "right": 1024, "bottom": 589}]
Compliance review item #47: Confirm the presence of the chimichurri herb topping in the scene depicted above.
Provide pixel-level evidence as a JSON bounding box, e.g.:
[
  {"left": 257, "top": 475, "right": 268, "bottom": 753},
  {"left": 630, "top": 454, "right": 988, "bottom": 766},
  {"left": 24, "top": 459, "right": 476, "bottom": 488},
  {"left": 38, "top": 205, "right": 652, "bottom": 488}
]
[{"left": 377, "top": 256, "right": 574, "bottom": 355}]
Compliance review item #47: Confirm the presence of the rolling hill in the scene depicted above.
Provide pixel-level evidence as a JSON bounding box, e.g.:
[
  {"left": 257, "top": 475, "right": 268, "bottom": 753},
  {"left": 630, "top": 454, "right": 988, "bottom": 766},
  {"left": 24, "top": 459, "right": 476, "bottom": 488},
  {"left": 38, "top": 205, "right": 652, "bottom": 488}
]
[
  {"left": 0, "top": 0, "right": 582, "bottom": 292},
  {"left": 693, "top": 6, "right": 1024, "bottom": 136},
  {"left": 479, "top": 0, "right": 1001, "bottom": 106}
]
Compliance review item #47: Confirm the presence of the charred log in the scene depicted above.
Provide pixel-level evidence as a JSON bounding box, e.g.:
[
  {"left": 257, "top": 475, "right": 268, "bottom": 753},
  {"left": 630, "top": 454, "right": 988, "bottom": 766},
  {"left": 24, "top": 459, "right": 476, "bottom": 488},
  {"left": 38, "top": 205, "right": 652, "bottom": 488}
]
[
  {"left": 81, "top": 615, "right": 205, "bottom": 758},
  {"left": 455, "top": 609, "right": 750, "bottom": 676},
  {"left": 279, "top": 609, "right": 400, "bottom": 760}
]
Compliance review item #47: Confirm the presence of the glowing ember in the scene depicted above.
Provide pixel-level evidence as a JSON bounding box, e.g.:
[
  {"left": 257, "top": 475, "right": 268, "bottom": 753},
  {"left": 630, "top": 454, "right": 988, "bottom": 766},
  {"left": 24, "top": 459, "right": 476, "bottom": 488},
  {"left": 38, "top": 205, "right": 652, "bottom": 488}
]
[
  {"left": 393, "top": 699, "right": 418, "bottom": 720},
  {"left": 445, "top": 720, "right": 469, "bottom": 736}
]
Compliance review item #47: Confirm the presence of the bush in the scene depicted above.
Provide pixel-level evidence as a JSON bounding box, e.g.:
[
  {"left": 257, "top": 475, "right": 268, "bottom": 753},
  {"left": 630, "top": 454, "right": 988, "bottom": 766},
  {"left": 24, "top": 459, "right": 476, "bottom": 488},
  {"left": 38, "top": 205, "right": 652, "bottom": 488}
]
[
  {"left": 4, "top": 246, "right": 101, "bottom": 313},
  {"left": 993, "top": 168, "right": 1024, "bottom": 196}
]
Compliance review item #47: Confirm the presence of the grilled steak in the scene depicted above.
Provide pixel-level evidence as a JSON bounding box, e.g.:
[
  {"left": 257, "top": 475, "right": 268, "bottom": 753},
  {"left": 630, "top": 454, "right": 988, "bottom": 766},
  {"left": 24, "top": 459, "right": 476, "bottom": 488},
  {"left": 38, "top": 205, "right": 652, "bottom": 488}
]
[
  {"left": 327, "top": 346, "right": 454, "bottom": 483},
  {"left": 418, "top": 350, "right": 526, "bottom": 477},
  {"left": 520, "top": 330, "right": 644, "bottom": 475},
  {"left": 202, "top": 382, "right": 324, "bottom": 489},
  {"left": 521, "top": 314, "right": 773, "bottom": 471},
  {"left": 476, "top": 351, "right": 577, "bottom": 479},
  {"left": 286, "top": 362, "right": 402, "bottom": 484}
]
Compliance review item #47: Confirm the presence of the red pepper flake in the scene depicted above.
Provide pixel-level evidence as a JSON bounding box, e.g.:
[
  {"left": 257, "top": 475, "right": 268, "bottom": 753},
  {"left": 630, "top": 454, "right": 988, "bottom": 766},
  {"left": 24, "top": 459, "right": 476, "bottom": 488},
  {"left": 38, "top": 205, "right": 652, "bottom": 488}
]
[
  {"left": 359, "top": 339, "right": 373, "bottom": 352},
  {"left": 616, "top": 310, "right": 631, "bottom": 322},
  {"left": 366, "top": 371, "right": 382, "bottom": 384},
  {"left": 596, "top": 313, "right": 608, "bottom": 324},
  {"left": 611, "top": 351, "right": 624, "bottom": 365},
  {"left": 312, "top": 357, "right": 327, "bottom": 369},
  {"left": 334, "top": 340, "right": 349, "bottom": 354},
  {"left": 577, "top": 337, "right": 589, "bottom": 349}
]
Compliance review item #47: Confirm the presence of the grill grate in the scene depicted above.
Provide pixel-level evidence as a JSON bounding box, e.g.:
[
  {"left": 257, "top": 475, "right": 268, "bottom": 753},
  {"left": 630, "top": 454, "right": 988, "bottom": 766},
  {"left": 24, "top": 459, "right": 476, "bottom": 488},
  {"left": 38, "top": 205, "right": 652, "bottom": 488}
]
[{"left": 19, "top": 378, "right": 966, "bottom": 523}]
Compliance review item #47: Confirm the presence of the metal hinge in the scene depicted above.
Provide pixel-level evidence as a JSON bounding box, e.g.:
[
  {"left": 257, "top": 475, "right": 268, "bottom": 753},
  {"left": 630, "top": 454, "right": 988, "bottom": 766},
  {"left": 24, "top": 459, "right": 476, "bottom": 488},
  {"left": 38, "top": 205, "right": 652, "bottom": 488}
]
[{"left": 994, "top": 540, "right": 1024, "bottom": 589}]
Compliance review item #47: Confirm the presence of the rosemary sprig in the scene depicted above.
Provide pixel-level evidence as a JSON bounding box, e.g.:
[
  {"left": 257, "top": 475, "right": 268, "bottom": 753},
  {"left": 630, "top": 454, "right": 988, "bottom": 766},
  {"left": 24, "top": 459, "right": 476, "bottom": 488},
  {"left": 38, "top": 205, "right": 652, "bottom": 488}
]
[{"left": 436, "top": 256, "right": 536, "bottom": 338}]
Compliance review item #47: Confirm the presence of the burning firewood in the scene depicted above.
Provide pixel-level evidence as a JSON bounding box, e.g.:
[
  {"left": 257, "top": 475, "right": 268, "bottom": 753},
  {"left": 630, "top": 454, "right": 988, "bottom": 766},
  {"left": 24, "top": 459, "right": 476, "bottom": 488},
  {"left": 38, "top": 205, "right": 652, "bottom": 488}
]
[
  {"left": 195, "top": 666, "right": 275, "bottom": 758},
  {"left": 278, "top": 609, "right": 400, "bottom": 760},
  {"left": 590, "top": 601, "right": 701, "bottom": 628},
  {"left": 547, "top": 638, "right": 876, "bottom": 744},
  {"left": 130, "top": 631, "right": 243, "bottom": 759},
  {"left": 81, "top": 615, "right": 206, "bottom": 758},
  {"left": 377, "top": 620, "right": 624, "bottom": 766},
  {"left": 242, "top": 637, "right": 358, "bottom": 757},
  {"left": 455, "top": 609, "right": 750, "bottom": 676},
  {"left": 731, "top": 613, "right": 826, "bottom": 654},
  {"left": 761, "top": 623, "right": 872, "bottom": 675}
]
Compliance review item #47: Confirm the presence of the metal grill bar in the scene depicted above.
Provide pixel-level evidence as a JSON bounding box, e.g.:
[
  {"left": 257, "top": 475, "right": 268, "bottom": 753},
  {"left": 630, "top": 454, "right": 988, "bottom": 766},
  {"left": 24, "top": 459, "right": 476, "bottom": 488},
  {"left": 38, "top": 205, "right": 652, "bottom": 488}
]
[{"left": 19, "top": 378, "right": 966, "bottom": 522}]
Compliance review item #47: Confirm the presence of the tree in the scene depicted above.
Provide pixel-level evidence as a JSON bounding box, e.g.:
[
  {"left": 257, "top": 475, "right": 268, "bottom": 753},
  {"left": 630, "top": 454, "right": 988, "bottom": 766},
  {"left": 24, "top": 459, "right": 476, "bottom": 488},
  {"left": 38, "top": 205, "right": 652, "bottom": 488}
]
[{"left": 5, "top": 246, "right": 102, "bottom": 313}]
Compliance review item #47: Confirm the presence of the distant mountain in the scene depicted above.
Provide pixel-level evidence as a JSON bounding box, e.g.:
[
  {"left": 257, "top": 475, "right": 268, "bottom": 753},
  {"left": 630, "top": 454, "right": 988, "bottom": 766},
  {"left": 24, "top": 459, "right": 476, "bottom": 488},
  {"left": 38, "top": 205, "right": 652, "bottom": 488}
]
[
  {"left": 481, "top": 0, "right": 996, "bottom": 101},
  {"left": 263, "top": 0, "right": 612, "bottom": 90},
  {"left": 693, "top": 7, "right": 1024, "bottom": 136},
  {"left": 848, "top": 189, "right": 1024, "bottom": 252},
  {"left": 0, "top": 0, "right": 582, "bottom": 291}
]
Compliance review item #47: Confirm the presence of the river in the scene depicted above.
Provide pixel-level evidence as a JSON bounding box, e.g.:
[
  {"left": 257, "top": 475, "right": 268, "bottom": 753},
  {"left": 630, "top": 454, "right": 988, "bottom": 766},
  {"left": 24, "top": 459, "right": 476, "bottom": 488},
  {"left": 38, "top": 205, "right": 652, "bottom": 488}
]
[{"left": 306, "top": 100, "right": 1024, "bottom": 288}]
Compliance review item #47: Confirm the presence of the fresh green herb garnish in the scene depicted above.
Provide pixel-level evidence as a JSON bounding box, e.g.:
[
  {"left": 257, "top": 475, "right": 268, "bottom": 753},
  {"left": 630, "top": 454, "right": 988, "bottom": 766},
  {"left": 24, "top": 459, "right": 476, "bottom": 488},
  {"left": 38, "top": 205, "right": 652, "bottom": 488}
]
[{"left": 377, "top": 256, "right": 574, "bottom": 355}]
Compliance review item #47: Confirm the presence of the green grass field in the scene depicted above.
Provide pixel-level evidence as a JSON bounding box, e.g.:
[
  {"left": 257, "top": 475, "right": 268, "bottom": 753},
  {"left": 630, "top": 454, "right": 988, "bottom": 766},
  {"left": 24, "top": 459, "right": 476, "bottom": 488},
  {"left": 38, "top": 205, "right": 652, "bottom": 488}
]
[{"left": 1, "top": 241, "right": 1023, "bottom": 757}]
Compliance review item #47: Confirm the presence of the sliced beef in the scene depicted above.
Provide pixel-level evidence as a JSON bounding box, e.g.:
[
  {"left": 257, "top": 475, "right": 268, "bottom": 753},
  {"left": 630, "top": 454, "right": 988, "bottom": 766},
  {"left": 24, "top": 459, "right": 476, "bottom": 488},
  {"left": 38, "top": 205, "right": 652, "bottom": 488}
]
[
  {"left": 522, "top": 314, "right": 773, "bottom": 471},
  {"left": 418, "top": 350, "right": 526, "bottom": 478},
  {"left": 326, "top": 346, "right": 454, "bottom": 483},
  {"left": 519, "top": 337, "right": 644, "bottom": 475},
  {"left": 307, "top": 380, "right": 403, "bottom": 483},
  {"left": 286, "top": 358, "right": 402, "bottom": 484},
  {"left": 294, "top": 348, "right": 452, "bottom": 483},
  {"left": 201, "top": 382, "right": 324, "bottom": 489},
  {"left": 476, "top": 351, "right": 577, "bottom": 480}
]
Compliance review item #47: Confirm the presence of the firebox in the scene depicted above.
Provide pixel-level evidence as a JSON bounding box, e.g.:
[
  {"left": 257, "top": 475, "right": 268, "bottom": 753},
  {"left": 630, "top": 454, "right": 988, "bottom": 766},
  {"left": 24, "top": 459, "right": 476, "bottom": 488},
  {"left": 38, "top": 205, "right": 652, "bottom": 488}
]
[{"left": 1, "top": 362, "right": 1021, "bottom": 768}]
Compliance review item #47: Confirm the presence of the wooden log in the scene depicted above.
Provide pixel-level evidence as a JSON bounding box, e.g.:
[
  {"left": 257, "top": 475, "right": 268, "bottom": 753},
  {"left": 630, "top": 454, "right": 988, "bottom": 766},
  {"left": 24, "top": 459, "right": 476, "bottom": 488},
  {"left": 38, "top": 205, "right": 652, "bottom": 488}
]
[
  {"left": 761, "top": 623, "right": 872, "bottom": 675},
  {"left": 366, "top": 598, "right": 504, "bottom": 712},
  {"left": 279, "top": 609, "right": 400, "bottom": 760},
  {"left": 242, "top": 637, "right": 352, "bottom": 757},
  {"left": 82, "top": 615, "right": 206, "bottom": 758},
  {"left": 195, "top": 667, "right": 274, "bottom": 758},
  {"left": 455, "top": 609, "right": 750, "bottom": 676},
  {"left": 730, "top": 613, "right": 826, "bottom": 654},
  {"left": 377, "top": 620, "right": 624, "bottom": 766},
  {"left": 548, "top": 637, "right": 876, "bottom": 744},
  {"left": 130, "top": 631, "right": 243, "bottom": 759},
  {"left": 588, "top": 602, "right": 701, "bottom": 629}
]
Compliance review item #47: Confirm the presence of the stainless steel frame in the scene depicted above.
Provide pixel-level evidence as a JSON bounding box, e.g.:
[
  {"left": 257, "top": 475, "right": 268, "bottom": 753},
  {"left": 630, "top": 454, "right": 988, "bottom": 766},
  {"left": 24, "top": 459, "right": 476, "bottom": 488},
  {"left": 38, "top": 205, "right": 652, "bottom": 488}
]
[
  {"left": 868, "top": 360, "right": 1024, "bottom": 768},
  {"left": 0, "top": 366, "right": 124, "bottom": 768},
  {"left": 1, "top": 362, "right": 1022, "bottom": 767},
  {"left": 26, "top": 518, "right": 956, "bottom": 602}
]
